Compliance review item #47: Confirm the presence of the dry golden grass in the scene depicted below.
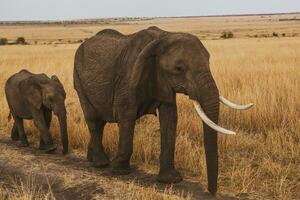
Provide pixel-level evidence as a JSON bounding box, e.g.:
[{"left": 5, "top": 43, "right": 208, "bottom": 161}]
[
  {"left": 0, "top": 174, "right": 53, "bottom": 200},
  {"left": 0, "top": 15, "right": 300, "bottom": 199},
  {"left": 125, "top": 183, "right": 192, "bottom": 200},
  {"left": 0, "top": 174, "right": 189, "bottom": 200}
]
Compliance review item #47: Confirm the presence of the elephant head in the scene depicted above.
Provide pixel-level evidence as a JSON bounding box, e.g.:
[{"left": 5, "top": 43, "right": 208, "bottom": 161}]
[
  {"left": 130, "top": 31, "right": 253, "bottom": 194},
  {"left": 19, "top": 75, "right": 68, "bottom": 154}
]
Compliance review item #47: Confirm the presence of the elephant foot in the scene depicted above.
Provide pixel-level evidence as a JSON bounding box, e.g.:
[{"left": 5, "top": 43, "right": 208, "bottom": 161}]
[
  {"left": 92, "top": 156, "right": 110, "bottom": 168},
  {"left": 87, "top": 147, "right": 93, "bottom": 162},
  {"left": 11, "top": 126, "right": 19, "bottom": 141},
  {"left": 11, "top": 134, "right": 19, "bottom": 141},
  {"left": 19, "top": 141, "right": 29, "bottom": 147},
  {"left": 207, "top": 182, "right": 217, "bottom": 196},
  {"left": 157, "top": 169, "right": 183, "bottom": 184},
  {"left": 44, "top": 144, "right": 57, "bottom": 153},
  {"left": 11, "top": 137, "right": 19, "bottom": 141},
  {"left": 39, "top": 145, "right": 45, "bottom": 150},
  {"left": 62, "top": 148, "right": 69, "bottom": 155},
  {"left": 88, "top": 147, "right": 109, "bottom": 167},
  {"left": 18, "top": 135, "right": 29, "bottom": 147},
  {"left": 39, "top": 143, "right": 46, "bottom": 150},
  {"left": 111, "top": 158, "right": 131, "bottom": 175}
]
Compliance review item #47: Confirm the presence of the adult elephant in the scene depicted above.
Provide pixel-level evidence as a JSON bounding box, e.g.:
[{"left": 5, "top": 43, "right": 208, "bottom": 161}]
[{"left": 73, "top": 26, "right": 253, "bottom": 195}]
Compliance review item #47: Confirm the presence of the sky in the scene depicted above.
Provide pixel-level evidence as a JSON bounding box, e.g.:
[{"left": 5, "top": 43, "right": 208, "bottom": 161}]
[{"left": 0, "top": 0, "right": 299, "bottom": 21}]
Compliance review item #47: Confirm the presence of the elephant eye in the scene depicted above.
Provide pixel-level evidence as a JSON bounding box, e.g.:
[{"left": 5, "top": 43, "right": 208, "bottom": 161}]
[{"left": 175, "top": 64, "right": 185, "bottom": 73}]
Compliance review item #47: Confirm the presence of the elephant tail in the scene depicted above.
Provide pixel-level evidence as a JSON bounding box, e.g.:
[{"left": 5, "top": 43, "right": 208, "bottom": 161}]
[{"left": 8, "top": 111, "right": 12, "bottom": 121}]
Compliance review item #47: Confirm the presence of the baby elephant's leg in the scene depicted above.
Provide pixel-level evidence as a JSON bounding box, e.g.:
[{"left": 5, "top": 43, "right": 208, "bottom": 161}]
[
  {"left": 13, "top": 117, "right": 29, "bottom": 147},
  {"left": 11, "top": 122, "right": 19, "bottom": 141},
  {"left": 39, "top": 110, "right": 52, "bottom": 150},
  {"left": 32, "top": 110, "right": 56, "bottom": 153}
]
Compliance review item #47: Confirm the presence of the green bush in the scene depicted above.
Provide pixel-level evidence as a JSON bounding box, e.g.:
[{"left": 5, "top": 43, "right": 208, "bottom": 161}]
[
  {"left": 221, "top": 31, "right": 234, "bottom": 39},
  {"left": 0, "top": 37, "right": 8, "bottom": 45},
  {"left": 16, "top": 37, "right": 26, "bottom": 44}
]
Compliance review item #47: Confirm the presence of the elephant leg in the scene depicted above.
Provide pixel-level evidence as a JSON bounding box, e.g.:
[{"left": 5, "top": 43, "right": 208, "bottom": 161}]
[
  {"left": 39, "top": 137, "right": 46, "bottom": 150},
  {"left": 74, "top": 72, "right": 108, "bottom": 164},
  {"left": 111, "top": 120, "right": 135, "bottom": 175},
  {"left": 11, "top": 122, "right": 19, "bottom": 141},
  {"left": 13, "top": 117, "right": 29, "bottom": 147},
  {"left": 87, "top": 139, "right": 93, "bottom": 162},
  {"left": 86, "top": 119, "right": 109, "bottom": 168},
  {"left": 157, "top": 102, "right": 182, "bottom": 183},
  {"left": 32, "top": 110, "right": 56, "bottom": 153},
  {"left": 39, "top": 109, "right": 52, "bottom": 150}
]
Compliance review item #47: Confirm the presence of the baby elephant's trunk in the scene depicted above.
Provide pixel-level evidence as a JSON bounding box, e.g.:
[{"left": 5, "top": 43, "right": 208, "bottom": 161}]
[{"left": 58, "top": 110, "right": 68, "bottom": 155}]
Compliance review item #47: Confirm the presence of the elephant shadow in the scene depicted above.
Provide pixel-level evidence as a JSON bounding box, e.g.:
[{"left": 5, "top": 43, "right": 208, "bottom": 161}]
[
  {"left": 53, "top": 153, "right": 239, "bottom": 200},
  {"left": 0, "top": 137, "right": 239, "bottom": 200}
]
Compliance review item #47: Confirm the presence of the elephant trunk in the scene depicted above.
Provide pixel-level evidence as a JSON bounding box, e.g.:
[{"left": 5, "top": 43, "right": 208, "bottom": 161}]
[
  {"left": 189, "top": 70, "right": 254, "bottom": 194},
  {"left": 58, "top": 109, "right": 68, "bottom": 155},
  {"left": 199, "top": 92, "right": 219, "bottom": 195},
  {"left": 191, "top": 80, "right": 220, "bottom": 195}
]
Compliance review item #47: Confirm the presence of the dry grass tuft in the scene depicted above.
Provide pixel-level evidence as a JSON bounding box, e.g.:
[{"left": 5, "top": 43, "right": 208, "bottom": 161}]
[{"left": 0, "top": 174, "right": 54, "bottom": 200}]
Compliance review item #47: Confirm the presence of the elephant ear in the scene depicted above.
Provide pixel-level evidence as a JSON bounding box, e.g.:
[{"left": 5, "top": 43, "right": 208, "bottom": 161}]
[
  {"left": 129, "top": 40, "right": 160, "bottom": 87},
  {"left": 51, "top": 75, "right": 60, "bottom": 82},
  {"left": 51, "top": 75, "right": 64, "bottom": 88},
  {"left": 129, "top": 40, "right": 161, "bottom": 103},
  {"left": 129, "top": 38, "right": 176, "bottom": 106},
  {"left": 51, "top": 75, "right": 66, "bottom": 98},
  {"left": 18, "top": 77, "right": 42, "bottom": 109},
  {"left": 150, "top": 36, "right": 178, "bottom": 103}
]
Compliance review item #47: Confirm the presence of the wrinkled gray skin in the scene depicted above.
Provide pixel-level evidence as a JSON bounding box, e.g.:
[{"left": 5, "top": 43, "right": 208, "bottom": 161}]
[
  {"left": 5, "top": 69, "right": 68, "bottom": 154},
  {"left": 74, "top": 27, "right": 219, "bottom": 195}
]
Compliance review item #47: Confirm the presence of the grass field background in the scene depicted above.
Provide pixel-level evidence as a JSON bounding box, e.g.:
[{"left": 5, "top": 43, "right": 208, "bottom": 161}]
[{"left": 0, "top": 14, "right": 300, "bottom": 199}]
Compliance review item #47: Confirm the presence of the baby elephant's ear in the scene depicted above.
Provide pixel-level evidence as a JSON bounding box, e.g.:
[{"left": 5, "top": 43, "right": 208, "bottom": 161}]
[
  {"left": 51, "top": 75, "right": 59, "bottom": 81},
  {"left": 18, "top": 77, "right": 42, "bottom": 109},
  {"left": 51, "top": 75, "right": 66, "bottom": 97},
  {"left": 51, "top": 75, "right": 63, "bottom": 86}
]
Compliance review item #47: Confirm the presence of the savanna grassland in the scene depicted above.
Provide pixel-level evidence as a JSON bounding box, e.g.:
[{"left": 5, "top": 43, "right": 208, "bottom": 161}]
[{"left": 0, "top": 13, "right": 300, "bottom": 199}]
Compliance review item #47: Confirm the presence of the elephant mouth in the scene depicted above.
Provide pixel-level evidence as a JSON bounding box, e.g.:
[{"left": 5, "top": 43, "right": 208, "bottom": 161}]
[
  {"left": 192, "top": 96, "right": 253, "bottom": 135},
  {"left": 173, "top": 85, "right": 188, "bottom": 95}
]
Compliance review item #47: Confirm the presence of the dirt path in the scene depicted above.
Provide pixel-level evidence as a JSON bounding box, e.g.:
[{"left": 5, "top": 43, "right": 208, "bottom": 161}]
[{"left": 0, "top": 133, "right": 237, "bottom": 200}]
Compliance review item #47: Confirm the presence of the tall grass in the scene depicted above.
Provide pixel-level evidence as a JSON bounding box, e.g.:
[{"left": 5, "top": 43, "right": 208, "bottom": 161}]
[{"left": 0, "top": 37, "right": 299, "bottom": 199}]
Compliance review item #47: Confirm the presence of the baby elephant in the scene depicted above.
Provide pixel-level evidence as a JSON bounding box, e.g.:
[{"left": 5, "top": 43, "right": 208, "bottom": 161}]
[{"left": 5, "top": 69, "right": 68, "bottom": 154}]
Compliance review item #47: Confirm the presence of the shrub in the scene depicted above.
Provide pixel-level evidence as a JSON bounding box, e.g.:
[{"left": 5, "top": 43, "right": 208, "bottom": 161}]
[
  {"left": 272, "top": 32, "right": 278, "bottom": 37},
  {"left": 16, "top": 37, "right": 26, "bottom": 44},
  {"left": 282, "top": 33, "right": 286, "bottom": 37},
  {"left": 221, "top": 31, "right": 234, "bottom": 39},
  {"left": 0, "top": 37, "right": 8, "bottom": 45}
]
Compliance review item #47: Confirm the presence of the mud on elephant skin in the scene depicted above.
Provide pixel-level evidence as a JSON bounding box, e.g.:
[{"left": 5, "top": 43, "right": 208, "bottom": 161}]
[
  {"left": 5, "top": 69, "right": 69, "bottom": 154},
  {"left": 73, "top": 26, "right": 253, "bottom": 195}
]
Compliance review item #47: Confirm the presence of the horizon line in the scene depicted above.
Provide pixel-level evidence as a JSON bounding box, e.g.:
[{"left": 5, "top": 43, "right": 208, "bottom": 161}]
[{"left": 0, "top": 11, "right": 299, "bottom": 23}]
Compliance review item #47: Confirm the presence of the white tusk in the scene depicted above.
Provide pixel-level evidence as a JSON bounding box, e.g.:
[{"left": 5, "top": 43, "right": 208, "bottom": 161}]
[
  {"left": 219, "top": 96, "right": 254, "bottom": 110},
  {"left": 193, "top": 101, "right": 236, "bottom": 135}
]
